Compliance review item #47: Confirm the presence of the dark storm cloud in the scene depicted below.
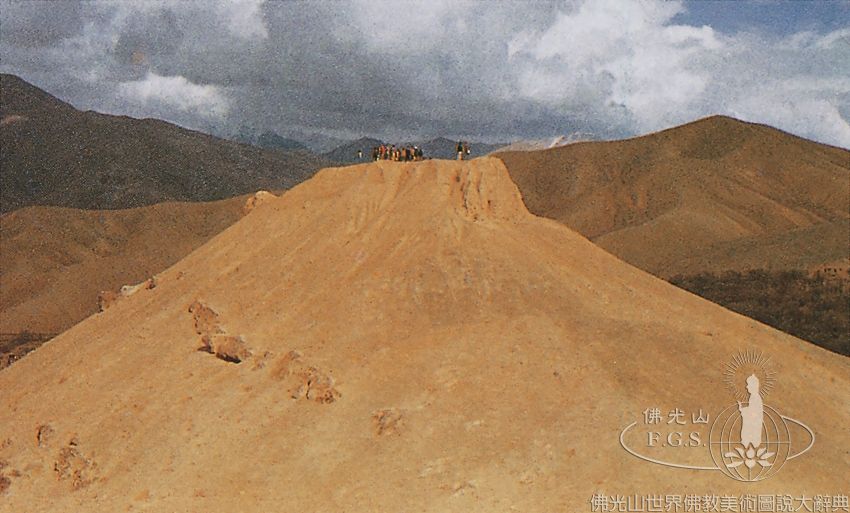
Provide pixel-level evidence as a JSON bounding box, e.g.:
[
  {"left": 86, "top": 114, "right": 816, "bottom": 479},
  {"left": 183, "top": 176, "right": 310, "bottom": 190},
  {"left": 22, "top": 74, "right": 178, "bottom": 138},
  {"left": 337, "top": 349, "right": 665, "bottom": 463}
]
[
  {"left": 1, "top": 0, "right": 848, "bottom": 147},
  {"left": 113, "top": 8, "right": 184, "bottom": 66},
  {"left": 0, "top": 1, "right": 85, "bottom": 48}
]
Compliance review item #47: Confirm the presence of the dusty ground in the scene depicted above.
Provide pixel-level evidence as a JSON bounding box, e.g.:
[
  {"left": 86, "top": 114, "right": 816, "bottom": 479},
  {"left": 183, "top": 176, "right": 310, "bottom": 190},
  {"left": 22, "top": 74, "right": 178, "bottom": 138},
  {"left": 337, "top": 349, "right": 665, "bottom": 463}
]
[{"left": 0, "top": 158, "right": 847, "bottom": 512}]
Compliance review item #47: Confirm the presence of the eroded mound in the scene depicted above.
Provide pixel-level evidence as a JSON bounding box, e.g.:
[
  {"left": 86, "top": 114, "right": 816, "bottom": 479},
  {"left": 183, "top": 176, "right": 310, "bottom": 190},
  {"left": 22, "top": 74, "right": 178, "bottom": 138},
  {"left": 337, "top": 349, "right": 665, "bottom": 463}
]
[{"left": 0, "top": 158, "right": 847, "bottom": 512}]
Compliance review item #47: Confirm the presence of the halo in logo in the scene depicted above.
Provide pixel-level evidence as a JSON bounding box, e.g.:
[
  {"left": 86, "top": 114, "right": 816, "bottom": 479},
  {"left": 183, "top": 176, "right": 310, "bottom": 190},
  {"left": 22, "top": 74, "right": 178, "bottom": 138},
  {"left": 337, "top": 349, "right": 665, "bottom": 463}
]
[{"left": 723, "top": 348, "right": 776, "bottom": 403}]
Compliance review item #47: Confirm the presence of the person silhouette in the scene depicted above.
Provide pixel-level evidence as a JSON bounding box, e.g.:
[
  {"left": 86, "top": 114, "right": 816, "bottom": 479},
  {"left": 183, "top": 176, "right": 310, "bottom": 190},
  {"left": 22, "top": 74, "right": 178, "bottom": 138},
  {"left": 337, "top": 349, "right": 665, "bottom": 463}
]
[{"left": 738, "top": 374, "right": 763, "bottom": 448}]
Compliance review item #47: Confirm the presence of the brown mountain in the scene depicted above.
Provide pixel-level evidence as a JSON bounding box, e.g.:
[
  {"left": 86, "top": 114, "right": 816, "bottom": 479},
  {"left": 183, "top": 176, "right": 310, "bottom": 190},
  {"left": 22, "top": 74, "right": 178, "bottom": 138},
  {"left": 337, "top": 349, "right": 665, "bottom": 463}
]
[
  {"left": 496, "top": 115, "right": 849, "bottom": 277},
  {"left": 0, "top": 74, "right": 333, "bottom": 213},
  {"left": 0, "top": 189, "right": 286, "bottom": 369},
  {"left": 0, "top": 196, "right": 249, "bottom": 367},
  {"left": 496, "top": 116, "right": 850, "bottom": 355},
  {"left": 0, "top": 159, "right": 847, "bottom": 511}
]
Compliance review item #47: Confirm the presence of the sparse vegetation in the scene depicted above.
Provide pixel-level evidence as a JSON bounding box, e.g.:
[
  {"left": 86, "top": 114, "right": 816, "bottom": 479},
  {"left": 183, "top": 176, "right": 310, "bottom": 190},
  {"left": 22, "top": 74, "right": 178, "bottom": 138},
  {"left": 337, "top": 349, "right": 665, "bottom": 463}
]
[{"left": 670, "top": 270, "right": 850, "bottom": 356}]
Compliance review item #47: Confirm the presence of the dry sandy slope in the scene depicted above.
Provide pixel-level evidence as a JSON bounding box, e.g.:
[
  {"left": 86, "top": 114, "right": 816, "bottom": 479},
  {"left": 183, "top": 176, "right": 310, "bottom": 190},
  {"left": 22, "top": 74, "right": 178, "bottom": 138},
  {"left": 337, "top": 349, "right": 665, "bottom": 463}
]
[
  {"left": 605, "top": 218, "right": 850, "bottom": 277},
  {"left": 497, "top": 116, "right": 850, "bottom": 277},
  {"left": 0, "top": 197, "right": 245, "bottom": 335},
  {"left": 0, "top": 158, "right": 848, "bottom": 512}
]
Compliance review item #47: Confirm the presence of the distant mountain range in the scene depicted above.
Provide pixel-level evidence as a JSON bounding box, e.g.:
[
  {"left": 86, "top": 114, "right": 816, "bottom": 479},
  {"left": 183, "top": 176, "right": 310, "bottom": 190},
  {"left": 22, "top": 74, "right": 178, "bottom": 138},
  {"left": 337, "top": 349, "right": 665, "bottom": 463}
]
[
  {"left": 0, "top": 74, "right": 334, "bottom": 212},
  {"left": 254, "top": 131, "right": 309, "bottom": 152},
  {"left": 290, "top": 131, "right": 347, "bottom": 154},
  {"left": 495, "top": 132, "right": 597, "bottom": 152},
  {"left": 217, "top": 125, "right": 345, "bottom": 154},
  {"left": 322, "top": 137, "right": 385, "bottom": 163}
]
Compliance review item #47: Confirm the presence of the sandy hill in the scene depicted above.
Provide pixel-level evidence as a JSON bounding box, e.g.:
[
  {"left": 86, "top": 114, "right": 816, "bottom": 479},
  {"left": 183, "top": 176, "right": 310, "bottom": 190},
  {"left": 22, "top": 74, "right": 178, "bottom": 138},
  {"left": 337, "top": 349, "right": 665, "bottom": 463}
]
[
  {"left": 0, "top": 158, "right": 847, "bottom": 512},
  {"left": 0, "top": 74, "right": 332, "bottom": 212},
  {"left": 0, "top": 197, "right": 245, "bottom": 338},
  {"left": 496, "top": 115, "right": 850, "bottom": 277}
]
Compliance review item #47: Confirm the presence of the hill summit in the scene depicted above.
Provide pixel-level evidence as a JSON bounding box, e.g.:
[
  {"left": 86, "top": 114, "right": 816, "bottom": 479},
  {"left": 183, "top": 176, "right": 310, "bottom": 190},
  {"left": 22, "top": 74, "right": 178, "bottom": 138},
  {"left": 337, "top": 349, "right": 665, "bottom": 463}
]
[{"left": 0, "top": 158, "right": 847, "bottom": 511}]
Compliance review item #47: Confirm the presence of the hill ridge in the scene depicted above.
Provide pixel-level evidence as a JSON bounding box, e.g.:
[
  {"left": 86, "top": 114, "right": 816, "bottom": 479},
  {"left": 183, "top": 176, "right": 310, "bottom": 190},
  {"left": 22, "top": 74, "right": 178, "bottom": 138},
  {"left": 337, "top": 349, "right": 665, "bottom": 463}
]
[
  {"left": 0, "top": 74, "right": 332, "bottom": 212},
  {"left": 497, "top": 116, "right": 849, "bottom": 276}
]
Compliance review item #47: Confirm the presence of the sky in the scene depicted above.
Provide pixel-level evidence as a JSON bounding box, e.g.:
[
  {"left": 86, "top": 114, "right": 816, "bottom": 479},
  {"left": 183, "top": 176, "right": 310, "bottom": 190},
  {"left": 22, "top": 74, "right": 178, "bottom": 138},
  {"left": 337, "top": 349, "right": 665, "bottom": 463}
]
[{"left": 1, "top": 0, "right": 849, "bottom": 147}]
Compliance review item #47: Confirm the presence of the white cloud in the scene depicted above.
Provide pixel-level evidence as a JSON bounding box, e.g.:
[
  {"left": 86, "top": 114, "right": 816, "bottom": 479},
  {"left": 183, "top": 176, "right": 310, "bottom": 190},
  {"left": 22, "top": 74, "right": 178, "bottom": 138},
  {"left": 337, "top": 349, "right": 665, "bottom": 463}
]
[
  {"left": 350, "top": 0, "right": 457, "bottom": 53},
  {"left": 503, "top": 0, "right": 849, "bottom": 147},
  {"left": 777, "top": 28, "right": 850, "bottom": 53},
  {"left": 2, "top": 0, "right": 847, "bottom": 147},
  {"left": 729, "top": 92, "right": 850, "bottom": 148},
  {"left": 119, "top": 72, "right": 230, "bottom": 118},
  {"left": 217, "top": 0, "right": 268, "bottom": 40},
  {"left": 507, "top": 0, "right": 723, "bottom": 132},
  {"left": 706, "top": 27, "right": 850, "bottom": 147}
]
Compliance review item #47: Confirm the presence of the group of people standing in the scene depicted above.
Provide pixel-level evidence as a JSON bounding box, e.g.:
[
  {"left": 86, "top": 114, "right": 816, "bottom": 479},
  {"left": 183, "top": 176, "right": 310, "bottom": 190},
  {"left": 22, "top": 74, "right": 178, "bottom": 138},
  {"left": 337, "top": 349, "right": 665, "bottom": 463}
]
[
  {"left": 456, "top": 141, "right": 471, "bottom": 160},
  {"left": 356, "top": 141, "right": 473, "bottom": 162},
  {"left": 369, "top": 145, "right": 425, "bottom": 162}
]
